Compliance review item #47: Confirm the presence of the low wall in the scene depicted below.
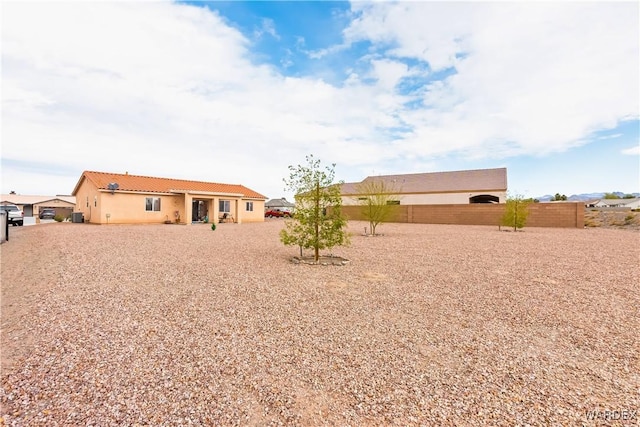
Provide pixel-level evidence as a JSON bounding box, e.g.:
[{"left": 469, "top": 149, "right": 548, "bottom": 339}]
[{"left": 341, "top": 202, "right": 584, "bottom": 228}]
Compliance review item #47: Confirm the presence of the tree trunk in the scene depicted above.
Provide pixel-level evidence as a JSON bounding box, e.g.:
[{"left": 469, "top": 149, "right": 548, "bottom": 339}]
[{"left": 314, "top": 180, "right": 320, "bottom": 262}]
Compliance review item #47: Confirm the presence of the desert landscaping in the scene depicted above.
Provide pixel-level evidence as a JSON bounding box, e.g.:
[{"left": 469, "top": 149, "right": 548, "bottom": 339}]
[
  {"left": 1, "top": 219, "right": 638, "bottom": 425},
  {"left": 584, "top": 209, "right": 640, "bottom": 231}
]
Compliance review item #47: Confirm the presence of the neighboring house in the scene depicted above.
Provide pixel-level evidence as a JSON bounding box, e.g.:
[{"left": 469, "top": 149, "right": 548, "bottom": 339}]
[
  {"left": 71, "top": 171, "right": 267, "bottom": 225},
  {"left": 340, "top": 168, "right": 508, "bottom": 205},
  {"left": 1, "top": 194, "right": 76, "bottom": 218},
  {"left": 620, "top": 198, "right": 640, "bottom": 209},
  {"left": 265, "top": 197, "right": 295, "bottom": 213},
  {"left": 590, "top": 198, "right": 640, "bottom": 209}
]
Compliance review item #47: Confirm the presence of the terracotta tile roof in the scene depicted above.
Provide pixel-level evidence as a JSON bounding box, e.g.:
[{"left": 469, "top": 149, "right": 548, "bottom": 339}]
[
  {"left": 341, "top": 168, "right": 507, "bottom": 195},
  {"left": 73, "top": 171, "right": 267, "bottom": 199}
]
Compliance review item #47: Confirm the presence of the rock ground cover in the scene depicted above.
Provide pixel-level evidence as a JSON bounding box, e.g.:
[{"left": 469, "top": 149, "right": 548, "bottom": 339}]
[
  {"left": 584, "top": 209, "right": 640, "bottom": 231},
  {"left": 1, "top": 220, "right": 638, "bottom": 426}
]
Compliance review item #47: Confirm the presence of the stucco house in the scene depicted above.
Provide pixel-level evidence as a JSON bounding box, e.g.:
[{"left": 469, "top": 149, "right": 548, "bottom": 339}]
[
  {"left": 1, "top": 194, "right": 76, "bottom": 218},
  {"left": 265, "top": 197, "right": 295, "bottom": 213},
  {"left": 589, "top": 198, "right": 640, "bottom": 209},
  {"left": 72, "top": 171, "right": 267, "bottom": 225},
  {"left": 340, "top": 167, "right": 508, "bottom": 205}
]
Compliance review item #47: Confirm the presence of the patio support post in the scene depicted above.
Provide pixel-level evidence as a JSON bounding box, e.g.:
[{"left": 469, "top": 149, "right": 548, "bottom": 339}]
[{"left": 184, "top": 194, "right": 193, "bottom": 225}]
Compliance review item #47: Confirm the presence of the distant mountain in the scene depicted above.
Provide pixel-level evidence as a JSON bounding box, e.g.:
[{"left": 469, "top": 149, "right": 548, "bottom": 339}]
[{"left": 536, "top": 192, "right": 640, "bottom": 201}]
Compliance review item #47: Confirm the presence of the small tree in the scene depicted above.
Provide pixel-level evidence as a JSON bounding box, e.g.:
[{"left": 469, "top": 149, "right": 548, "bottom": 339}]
[
  {"left": 501, "top": 194, "right": 531, "bottom": 231},
  {"left": 280, "top": 155, "right": 349, "bottom": 262},
  {"left": 604, "top": 192, "right": 621, "bottom": 199},
  {"left": 355, "top": 179, "right": 401, "bottom": 235},
  {"left": 552, "top": 193, "right": 567, "bottom": 201}
]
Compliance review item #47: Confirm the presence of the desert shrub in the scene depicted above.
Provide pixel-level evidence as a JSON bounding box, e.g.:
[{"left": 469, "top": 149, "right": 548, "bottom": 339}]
[
  {"left": 355, "top": 179, "right": 401, "bottom": 235},
  {"left": 53, "top": 214, "right": 65, "bottom": 222},
  {"left": 501, "top": 194, "right": 530, "bottom": 231}
]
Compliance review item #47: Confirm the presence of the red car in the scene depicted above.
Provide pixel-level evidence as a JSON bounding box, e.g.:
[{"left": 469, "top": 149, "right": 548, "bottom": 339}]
[{"left": 264, "top": 209, "right": 292, "bottom": 218}]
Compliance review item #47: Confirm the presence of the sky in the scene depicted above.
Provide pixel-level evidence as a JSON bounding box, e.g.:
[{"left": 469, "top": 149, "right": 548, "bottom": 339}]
[{"left": 2, "top": 0, "right": 639, "bottom": 201}]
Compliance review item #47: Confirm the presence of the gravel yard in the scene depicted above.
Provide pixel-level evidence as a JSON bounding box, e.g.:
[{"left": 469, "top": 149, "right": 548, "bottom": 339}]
[{"left": 1, "top": 221, "right": 638, "bottom": 426}]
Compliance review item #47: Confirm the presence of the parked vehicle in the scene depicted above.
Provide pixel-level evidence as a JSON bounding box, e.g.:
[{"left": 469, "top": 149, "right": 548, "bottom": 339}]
[
  {"left": 0, "top": 204, "right": 24, "bottom": 226},
  {"left": 39, "top": 208, "right": 56, "bottom": 219},
  {"left": 264, "top": 209, "right": 292, "bottom": 218}
]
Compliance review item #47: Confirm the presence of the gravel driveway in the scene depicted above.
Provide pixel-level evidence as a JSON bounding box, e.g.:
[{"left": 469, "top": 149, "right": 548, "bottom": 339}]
[{"left": 1, "top": 221, "right": 638, "bottom": 426}]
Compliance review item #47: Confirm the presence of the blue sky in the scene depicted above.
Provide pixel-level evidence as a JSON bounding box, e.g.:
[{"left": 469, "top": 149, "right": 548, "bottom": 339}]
[{"left": 2, "top": 1, "right": 638, "bottom": 200}]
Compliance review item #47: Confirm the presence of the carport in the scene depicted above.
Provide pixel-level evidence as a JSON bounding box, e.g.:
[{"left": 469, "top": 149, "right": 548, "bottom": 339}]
[
  {"left": 34, "top": 200, "right": 75, "bottom": 219},
  {"left": 0, "top": 194, "right": 76, "bottom": 220}
]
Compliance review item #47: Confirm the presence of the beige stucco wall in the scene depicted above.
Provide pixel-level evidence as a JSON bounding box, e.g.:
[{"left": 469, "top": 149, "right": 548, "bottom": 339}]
[
  {"left": 74, "top": 179, "right": 101, "bottom": 223},
  {"left": 97, "top": 192, "right": 180, "bottom": 224},
  {"left": 239, "top": 199, "right": 266, "bottom": 222},
  {"left": 342, "top": 191, "right": 507, "bottom": 206}
]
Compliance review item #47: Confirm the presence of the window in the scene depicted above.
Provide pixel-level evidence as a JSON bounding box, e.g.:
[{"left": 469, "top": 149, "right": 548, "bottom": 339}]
[
  {"left": 246, "top": 201, "right": 253, "bottom": 212},
  {"left": 145, "top": 197, "right": 161, "bottom": 212},
  {"left": 219, "top": 200, "right": 230, "bottom": 213}
]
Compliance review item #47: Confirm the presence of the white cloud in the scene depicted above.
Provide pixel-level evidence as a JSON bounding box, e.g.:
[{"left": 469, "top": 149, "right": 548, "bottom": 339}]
[
  {"left": 1, "top": 1, "right": 411, "bottom": 197},
  {"left": 369, "top": 59, "right": 409, "bottom": 91},
  {"left": 621, "top": 145, "right": 640, "bottom": 156},
  {"left": 598, "top": 133, "right": 622, "bottom": 140},
  {"left": 1, "top": 1, "right": 638, "bottom": 199},
  {"left": 344, "top": 1, "right": 639, "bottom": 160},
  {"left": 345, "top": 2, "right": 475, "bottom": 71},
  {"left": 255, "top": 18, "right": 280, "bottom": 40}
]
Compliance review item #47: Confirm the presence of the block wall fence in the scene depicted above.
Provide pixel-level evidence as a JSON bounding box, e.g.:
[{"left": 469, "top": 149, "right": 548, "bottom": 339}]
[{"left": 340, "top": 202, "right": 584, "bottom": 228}]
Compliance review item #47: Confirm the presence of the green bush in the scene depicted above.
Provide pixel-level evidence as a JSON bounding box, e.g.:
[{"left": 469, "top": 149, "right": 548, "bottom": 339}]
[
  {"left": 501, "top": 195, "right": 531, "bottom": 231},
  {"left": 53, "top": 214, "right": 65, "bottom": 222},
  {"left": 280, "top": 154, "right": 349, "bottom": 262}
]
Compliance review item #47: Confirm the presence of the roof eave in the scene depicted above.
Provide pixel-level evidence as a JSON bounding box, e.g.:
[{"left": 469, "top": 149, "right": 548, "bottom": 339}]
[
  {"left": 170, "top": 189, "right": 245, "bottom": 197},
  {"left": 98, "top": 189, "right": 176, "bottom": 196},
  {"left": 71, "top": 173, "right": 89, "bottom": 196}
]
